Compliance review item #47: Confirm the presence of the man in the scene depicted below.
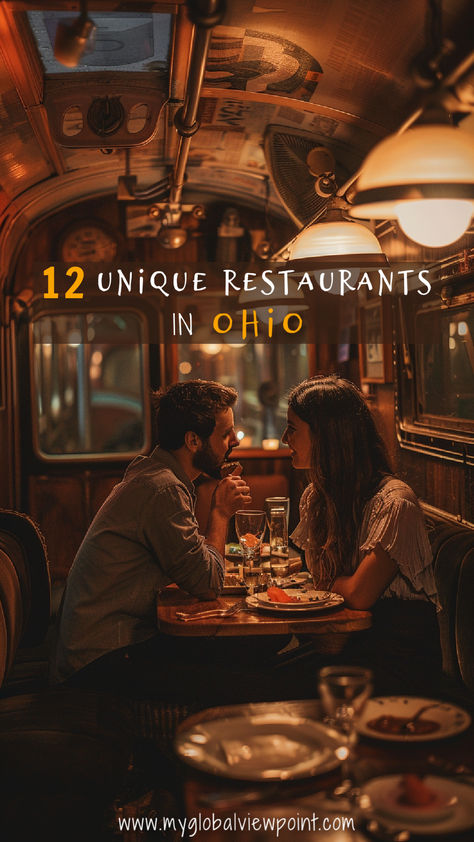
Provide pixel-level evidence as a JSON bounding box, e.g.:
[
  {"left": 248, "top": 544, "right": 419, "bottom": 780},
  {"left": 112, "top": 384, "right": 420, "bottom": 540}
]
[{"left": 51, "top": 380, "right": 250, "bottom": 696}]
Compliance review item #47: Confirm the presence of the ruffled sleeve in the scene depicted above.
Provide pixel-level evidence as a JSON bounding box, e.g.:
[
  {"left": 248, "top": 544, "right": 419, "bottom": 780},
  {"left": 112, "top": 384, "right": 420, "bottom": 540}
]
[
  {"left": 359, "top": 479, "right": 439, "bottom": 606},
  {"left": 290, "top": 485, "right": 313, "bottom": 551}
]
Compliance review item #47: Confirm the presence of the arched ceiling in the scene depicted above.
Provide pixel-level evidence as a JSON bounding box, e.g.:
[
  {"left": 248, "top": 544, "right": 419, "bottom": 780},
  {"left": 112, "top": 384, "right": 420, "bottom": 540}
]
[{"left": 0, "top": 0, "right": 472, "bottom": 278}]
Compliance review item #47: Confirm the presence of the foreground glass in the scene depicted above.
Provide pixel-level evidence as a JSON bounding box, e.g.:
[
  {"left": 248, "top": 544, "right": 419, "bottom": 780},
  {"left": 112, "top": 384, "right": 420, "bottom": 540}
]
[
  {"left": 318, "top": 665, "right": 373, "bottom": 783},
  {"left": 235, "top": 509, "right": 265, "bottom": 594},
  {"left": 318, "top": 666, "right": 373, "bottom": 739}
]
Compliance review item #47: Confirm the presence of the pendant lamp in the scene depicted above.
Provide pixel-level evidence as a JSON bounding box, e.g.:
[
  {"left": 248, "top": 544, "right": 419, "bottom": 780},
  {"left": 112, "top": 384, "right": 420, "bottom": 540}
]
[{"left": 349, "top": 122, "right": 474, "bottom": 248}]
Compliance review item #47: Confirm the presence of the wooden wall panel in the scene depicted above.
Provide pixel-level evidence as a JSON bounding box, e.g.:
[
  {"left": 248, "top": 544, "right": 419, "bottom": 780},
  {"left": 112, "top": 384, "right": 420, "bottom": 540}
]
[{"left": 29, "top": 475, "right": 89, "bottom": 580}]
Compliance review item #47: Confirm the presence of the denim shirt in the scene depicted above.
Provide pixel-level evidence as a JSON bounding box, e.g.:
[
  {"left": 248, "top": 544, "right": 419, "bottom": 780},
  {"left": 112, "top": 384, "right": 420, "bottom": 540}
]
[{"left": 52, "top": 447, "right": 224, "bottom": 682}]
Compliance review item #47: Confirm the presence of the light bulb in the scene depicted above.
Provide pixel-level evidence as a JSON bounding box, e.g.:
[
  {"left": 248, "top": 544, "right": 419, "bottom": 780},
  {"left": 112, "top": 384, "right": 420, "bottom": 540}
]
[{"left": 396, "top": 199, "right": 473, "bottom": 248}]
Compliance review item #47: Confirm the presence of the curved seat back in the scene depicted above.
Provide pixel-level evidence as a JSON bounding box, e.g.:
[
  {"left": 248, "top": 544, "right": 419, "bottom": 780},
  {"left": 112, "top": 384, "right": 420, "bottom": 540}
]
[
  {"left": 0, "top": 549, "right": 23, "bottom": 676},
  {"left": 0, "top": 510, "right": 51, "bottom": 648},
  {"left": 456, "top": 547, "right": 474, "bottom": 695},
  {"left": 0, "top": 603, "right": 7, "bottom": 688},
  {"left": 426, "top": 510, "right": 474, "bottom": 699}
]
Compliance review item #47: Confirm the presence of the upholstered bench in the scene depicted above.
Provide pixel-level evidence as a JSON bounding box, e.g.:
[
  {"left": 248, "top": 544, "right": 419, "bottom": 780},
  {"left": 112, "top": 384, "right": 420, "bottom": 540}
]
[{"left": 424, "top": 506, "right": 474, "bottom": 706}]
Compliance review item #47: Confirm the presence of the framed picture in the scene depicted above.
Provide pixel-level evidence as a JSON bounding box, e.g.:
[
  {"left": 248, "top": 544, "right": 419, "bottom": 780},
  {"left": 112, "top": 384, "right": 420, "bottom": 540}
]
[{"left": 358, "top": 297, "right": 393, "bottom": 383}]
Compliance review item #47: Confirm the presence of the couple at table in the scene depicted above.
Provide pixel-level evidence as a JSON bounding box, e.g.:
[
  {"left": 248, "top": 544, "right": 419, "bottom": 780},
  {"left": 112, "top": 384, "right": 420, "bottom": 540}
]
[{"left": 51, "top": 376, "right": 441, "bottom": 702}]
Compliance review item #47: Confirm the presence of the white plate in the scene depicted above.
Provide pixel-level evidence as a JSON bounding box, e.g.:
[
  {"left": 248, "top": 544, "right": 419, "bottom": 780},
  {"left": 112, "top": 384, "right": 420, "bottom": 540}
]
[
  {"left": 247, "top": 592, "right": 344, "bottom": 614},
  {"left": 175, "top": 713, "right": 343, "bottom": 781},
  {"left": 357, "top": 696, "right": 471, "bottom": 742},
  {"left": 361, "top": 775, "right": 474, "bottom": 835},
  {"left": 276, "top": 572, "right": 312, "bottom": 588},
  {"left": 256, "top": 588, "right": 335, "bottom": 609}
]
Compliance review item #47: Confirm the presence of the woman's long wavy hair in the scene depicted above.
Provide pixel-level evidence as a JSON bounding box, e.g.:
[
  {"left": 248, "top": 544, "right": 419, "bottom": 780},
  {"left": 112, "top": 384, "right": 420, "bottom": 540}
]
[{"left": 289, "top": 376, "right": 393, "bottom": 586}]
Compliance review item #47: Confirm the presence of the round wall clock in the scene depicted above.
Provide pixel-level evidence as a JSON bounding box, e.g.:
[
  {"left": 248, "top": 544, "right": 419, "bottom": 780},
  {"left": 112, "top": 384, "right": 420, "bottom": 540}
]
[{"left": 58, "top": 220, "right": 121, "bottom": 262}]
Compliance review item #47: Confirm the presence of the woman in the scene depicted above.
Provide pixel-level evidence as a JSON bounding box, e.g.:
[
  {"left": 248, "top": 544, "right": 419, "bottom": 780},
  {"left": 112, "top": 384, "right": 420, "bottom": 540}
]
[{"left": 283, "top": 375, "right": 442, "bottom": 695}]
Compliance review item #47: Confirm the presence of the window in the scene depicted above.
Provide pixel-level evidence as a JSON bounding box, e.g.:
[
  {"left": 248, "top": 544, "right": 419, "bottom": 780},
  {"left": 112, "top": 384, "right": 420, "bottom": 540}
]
[
  {"left": 416, "top": 306, "right": 474, "bottom": 429},
  {"left": 177, "top": 343, "right": 309, "bottom": 448},
  {"left": 32, "top": 312, "right": 147, "bottom": 458},
  {"left": 397, "top": 273, "right": 474, "bottom": 465}
]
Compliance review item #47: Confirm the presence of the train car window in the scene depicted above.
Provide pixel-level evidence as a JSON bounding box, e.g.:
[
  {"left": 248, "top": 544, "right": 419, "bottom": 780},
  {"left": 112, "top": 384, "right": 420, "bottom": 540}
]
[
  {"left": 31, "top": 312, "right": 147, "bottom": 458},
  {"left": 177, "top": 343, "right": 309, "bottom": 448},
  {"left": 397, "top": 274, "right": 474, "bottom": 465},
  {"left": 416, "top": 307, "right": 474, "bottom": 428}
]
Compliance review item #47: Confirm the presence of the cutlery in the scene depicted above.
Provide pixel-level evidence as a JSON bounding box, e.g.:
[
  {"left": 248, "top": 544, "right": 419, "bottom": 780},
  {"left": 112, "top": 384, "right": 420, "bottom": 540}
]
[
  {"left": 400, "top": 702, "right": 443, "bottom": 733},
  {"left": 176, "top": 602, "right": 244, "bottom": 621}
]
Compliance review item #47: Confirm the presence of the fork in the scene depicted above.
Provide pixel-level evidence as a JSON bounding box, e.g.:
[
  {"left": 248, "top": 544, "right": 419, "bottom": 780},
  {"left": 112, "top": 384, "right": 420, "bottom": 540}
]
[
  {"left": 400, "top": 702, "right": 443, "bottom": 733},
  {"left": 176, "top": 602, "right": 244, "bottom": 621}
]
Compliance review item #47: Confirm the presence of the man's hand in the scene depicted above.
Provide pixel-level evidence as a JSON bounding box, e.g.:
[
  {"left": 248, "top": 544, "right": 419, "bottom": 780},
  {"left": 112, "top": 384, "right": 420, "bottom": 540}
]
[{"left": 212, "top": 475, "right": 251, "bottom": 520}]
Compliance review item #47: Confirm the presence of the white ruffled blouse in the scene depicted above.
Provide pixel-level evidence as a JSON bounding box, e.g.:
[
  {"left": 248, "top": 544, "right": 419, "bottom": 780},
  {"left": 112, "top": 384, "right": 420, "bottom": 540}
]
[{"left": 291, "top": 478, "right": 439, "bottom": 607}]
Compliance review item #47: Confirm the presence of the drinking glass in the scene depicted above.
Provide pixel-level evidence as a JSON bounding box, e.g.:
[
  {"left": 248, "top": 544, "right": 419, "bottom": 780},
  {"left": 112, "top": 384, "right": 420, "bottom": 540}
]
[
  {"left": 235, "top": 510, "right": 266, "bottom": 594},
  {"left": 318, "top": 665, "right": 373, "bottom": 738},
  {"left": 318, "top": 665, "right": 373, "bottom": 781},
  {"left": 264, "top": 497, "right": 289, "bottom": 556}
]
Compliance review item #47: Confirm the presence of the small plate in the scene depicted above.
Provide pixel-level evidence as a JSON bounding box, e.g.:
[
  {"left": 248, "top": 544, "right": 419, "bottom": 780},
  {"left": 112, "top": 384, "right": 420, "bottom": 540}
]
[
  {"left": 275, "top": 572, "right": 312, "bottom": 588},
  {"left": 246, "top": 592, "right": 344, "bottom": 614},
  {"left": 357, "top": 696, "right": 471, "bottom": 742},
  {"left": 175, "top": 713, "right": 343, "bottom": 781},
  {"left": 361, "top": 775, "right": 474, "bottom": 835},
  {"left": 256, "top": 588, "right": 335, "bottom": 609}
]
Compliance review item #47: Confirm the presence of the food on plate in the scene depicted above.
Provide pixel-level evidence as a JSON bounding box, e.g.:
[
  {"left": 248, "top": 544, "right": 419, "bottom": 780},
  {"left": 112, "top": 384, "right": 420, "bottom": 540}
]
[
  {"left": 220, "top": 461, "right": 242, "bottom": 477},
  {"left": 371, "top": 773, "right": 458, "bottom": 823},
  {"left": 398, "top": 774, "right": 440, "bottom": 807},
  {"left": 266, "top": 586, "right": 299, "bottom": 603},
  {"left": 366, "top": 714, "right": 441, "bottom": 736}
]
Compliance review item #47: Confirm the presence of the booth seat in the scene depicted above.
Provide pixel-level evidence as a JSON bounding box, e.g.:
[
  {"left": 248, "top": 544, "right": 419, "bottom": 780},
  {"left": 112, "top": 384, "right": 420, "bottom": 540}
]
[
  {"left": 424, "top": 507, "right": 474, "bottom": 705},
  {"left": 0, "top": 510, "right": 134, "bottom": 841}
]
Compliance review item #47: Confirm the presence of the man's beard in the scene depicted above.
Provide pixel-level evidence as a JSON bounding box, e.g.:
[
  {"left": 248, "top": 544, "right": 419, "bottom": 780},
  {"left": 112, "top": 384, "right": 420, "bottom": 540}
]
[{"left": 192, "top": 441, "right": 233, "bottom": 480}]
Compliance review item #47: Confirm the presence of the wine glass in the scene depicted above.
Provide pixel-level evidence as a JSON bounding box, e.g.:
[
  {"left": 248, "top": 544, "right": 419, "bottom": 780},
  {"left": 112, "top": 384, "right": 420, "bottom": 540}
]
[
  {"left": 235, "top": 510, "right": 265, "bottom": 594},
  {"left": 318, "top": 665, "right": 373, "bottom": 782}
]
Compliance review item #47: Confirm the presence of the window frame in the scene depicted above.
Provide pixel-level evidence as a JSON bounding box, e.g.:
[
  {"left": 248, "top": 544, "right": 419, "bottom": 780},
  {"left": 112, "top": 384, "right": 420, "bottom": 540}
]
[
  {"left": 29, "top": 304, "right": 151, "bottom": 463},
  {"left": 396, "top": 273, "right": 474, "bottom": 467}
]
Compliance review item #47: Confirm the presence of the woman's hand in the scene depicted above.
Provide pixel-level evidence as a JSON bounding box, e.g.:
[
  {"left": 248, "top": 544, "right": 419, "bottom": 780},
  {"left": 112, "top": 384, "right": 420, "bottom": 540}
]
[{"left": 332, "top": 543, "right": 398, "bottom": 610}]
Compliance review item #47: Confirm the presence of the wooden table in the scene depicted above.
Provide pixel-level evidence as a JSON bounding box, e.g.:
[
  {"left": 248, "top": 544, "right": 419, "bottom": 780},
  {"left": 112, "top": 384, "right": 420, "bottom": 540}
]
[
  {"left": 157, "top": 588, "right": 372, "bottom": 639},
  {"left": 176, "top": 699, "right": 474, "bottom": 842}
]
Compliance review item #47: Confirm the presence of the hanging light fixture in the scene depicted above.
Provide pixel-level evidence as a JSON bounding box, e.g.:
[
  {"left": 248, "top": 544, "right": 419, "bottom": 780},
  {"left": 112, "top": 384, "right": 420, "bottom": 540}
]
[
  {"left": 286, "top": 201, "right": 387, "bottom": 270},
  {"left": 54, "top": 0, "right": 96, "bottom": 68},
  {"left": 349, "top": 0, "right": 474, "bottom": 248},
  {"left": 349, "top": 120, "right": 474, "bottom": 248}
]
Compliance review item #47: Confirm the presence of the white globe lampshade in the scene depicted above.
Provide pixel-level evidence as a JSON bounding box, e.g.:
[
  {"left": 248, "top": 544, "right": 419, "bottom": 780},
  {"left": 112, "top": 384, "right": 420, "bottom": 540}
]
[
  {"left": 289, "top": 220, "right": 383, "bottom": 260},
  {"left": 350, "top": 124, "right": 474, "bottom": 247}
]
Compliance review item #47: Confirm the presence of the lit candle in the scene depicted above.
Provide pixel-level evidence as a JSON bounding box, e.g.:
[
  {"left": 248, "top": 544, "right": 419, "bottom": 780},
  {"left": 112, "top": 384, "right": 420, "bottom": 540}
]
[{"left": 262, "top": 438, "right": 280, "bottom": 450}]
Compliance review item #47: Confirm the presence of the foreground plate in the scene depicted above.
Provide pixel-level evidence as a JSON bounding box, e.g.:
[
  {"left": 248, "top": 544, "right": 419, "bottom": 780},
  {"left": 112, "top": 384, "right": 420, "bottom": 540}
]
[
  {"left": 247, "top": 593, "right": 344, "bottom": 614},
  {"left": 357, "top": 696, "right": 471, "bottom": 742},
  {"left": 175, "top": 713, "right": 343, "bottom": 781},
  {"left": 256, "top": 588, "right": 333, "bottom": 609},
  {"left": 361, "top": 775, "right": 474, "bottom": 835}
]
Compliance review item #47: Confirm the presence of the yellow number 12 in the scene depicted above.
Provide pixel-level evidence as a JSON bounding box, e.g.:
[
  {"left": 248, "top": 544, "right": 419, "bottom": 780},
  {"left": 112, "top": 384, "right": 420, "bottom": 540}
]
[{"left": 43, "top": 266, "right": 84, "bottom": 299}]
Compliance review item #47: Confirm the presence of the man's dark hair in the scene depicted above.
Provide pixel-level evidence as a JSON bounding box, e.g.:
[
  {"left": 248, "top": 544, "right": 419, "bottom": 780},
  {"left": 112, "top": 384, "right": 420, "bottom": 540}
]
[{"left": 153, "top": 380, "right": 237, "bottom": 450}]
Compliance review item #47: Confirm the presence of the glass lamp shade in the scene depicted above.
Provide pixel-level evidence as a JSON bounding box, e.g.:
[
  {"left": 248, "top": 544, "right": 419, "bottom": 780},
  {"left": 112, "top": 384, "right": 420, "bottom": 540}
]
[
  {"left": 349, "top": 125, "right": 474, "bottom": 247},
  {"left": 290, "top": 220, "right": 383, "bottom": 259},
  {"left": 287, "top": 219, "right": 386, "bottom": 269}
]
